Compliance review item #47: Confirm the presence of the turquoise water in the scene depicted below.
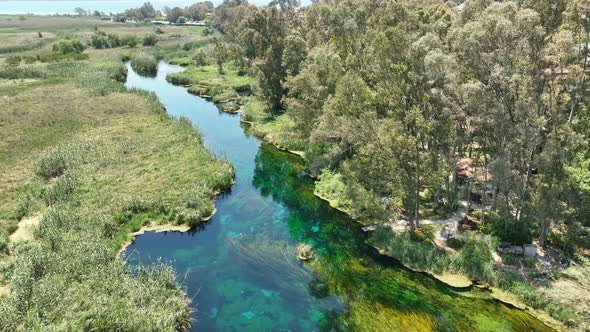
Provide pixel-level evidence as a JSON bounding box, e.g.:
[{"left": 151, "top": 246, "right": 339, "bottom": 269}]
[
  {"left": 123, "top": 62, "right": 551, "bottom": 331},
  {"left": 0, "top": 0, "right": 312, "bottom": 15}
]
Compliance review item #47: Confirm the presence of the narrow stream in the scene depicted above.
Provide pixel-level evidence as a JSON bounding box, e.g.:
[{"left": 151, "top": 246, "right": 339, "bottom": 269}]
[{"left": 123, "top": 62, "right": 550, "bottom": 331}]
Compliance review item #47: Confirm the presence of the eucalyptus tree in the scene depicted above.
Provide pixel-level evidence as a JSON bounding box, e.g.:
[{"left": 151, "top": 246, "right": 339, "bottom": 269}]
[
  {"left": 284, "top": 45, "right": 343, "bottom": 138},
  {"left": 240, "top": 7, "right": 289, "bottom": 112}
]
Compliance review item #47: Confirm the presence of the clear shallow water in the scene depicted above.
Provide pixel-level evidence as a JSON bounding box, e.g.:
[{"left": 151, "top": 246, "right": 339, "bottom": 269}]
[{"left": 123, "top": 62, "right": 551, "bottom": 331}]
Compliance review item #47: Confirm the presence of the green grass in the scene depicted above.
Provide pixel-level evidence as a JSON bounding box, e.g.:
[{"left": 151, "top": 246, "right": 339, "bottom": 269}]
[
  {"left": 314, "top": 169, "right": 353, "bottom": 213},
  {"left": 242, "top": 98, "right": 307, "bottom": 151},
  {"left": 0, "top": 42, "right": 233, "bottom": 330},
  {"left": 130, "top": 52, "right": 158, "bottom": 76},
  {"left": 0, "top": 39, "right": 48, "bottom": 54},
  {"left": 167, "top": 65, "right": 252, "bottom": 90}
]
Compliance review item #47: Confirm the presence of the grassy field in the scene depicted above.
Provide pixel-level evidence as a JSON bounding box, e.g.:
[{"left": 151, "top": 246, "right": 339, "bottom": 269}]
[
  {"left": 0, "top": 15, "right": 203, "bottom": 62},
  {"left": 0, "top": 16, "right": 234, "bottom": 330}
]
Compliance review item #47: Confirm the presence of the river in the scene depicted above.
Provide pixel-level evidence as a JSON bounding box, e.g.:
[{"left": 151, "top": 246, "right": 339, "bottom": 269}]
[{"left": 122, "top": 61, "right": 550, "bottom": 331}]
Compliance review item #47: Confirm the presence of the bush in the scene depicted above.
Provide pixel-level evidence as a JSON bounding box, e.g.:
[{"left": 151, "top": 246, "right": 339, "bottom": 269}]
[
  {"left": 130, "top": 52, "right": 158, "bottom": 76},
  {"left": 166, "top": 72, "right": 192, "bottom": 85},
  {"left": 35, "top": 143, "right": 88, "bottom": 180},
  {"left": 121, "top": 34, "right": 139, "bottom": 48},
  {"left": 456, "top": 238, "right": 494, "bottom": 282},
  {"left": 91, "top": 31, "right": 122, "bottom": 49},
  {"left": 37, "top": 52, "right": 89, "bottom": 63},
  {"left": 369, "top": 228, "right": 449, "bottom": 274},
  {"left": 120, "top": 52, "right": 131, "bottom": 62},
  {"left": 42, "top": 172, "right": 78, "bottom": 206},
  {"left": 6, "top": 55, "right": 21, "bottom": 66},
  {"left": 23, "top": 56, "right": 37, "bottom": 64},
  {"left": 0, "top": 230, "right": 9, "bottom": 255},
  {"left": 110, "top": 64, "right": 128, "bottom": 82},
  {"left": 52, "top": 39, "right": 86, "bottom": 54},
  {"left": 142, "top": 34, "right": 158, "bottom": 47}
]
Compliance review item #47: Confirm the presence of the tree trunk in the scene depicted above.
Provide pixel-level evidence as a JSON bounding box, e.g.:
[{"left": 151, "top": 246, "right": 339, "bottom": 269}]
[
  {"left": 540, "top": 218, "right": 551, "bottom": 248},
  {"left": 515, "top": 145, "right": 535, "bottom": 223},
  {"left": 415, "top": 140, "right": 420, "bottom": 229}
]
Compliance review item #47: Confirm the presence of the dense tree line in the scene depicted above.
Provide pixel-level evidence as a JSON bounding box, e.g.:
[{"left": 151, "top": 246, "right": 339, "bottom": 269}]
[
  {"left": 216, "top": 0, "right": 590, "bottom": 252},
  {"left": 163, "top": 1, "right": 214, "bottom": 23},
  {"left": 111, "top": 1, "right": 214, "bottom": 23},
  {"left": 113, "top": 2, "right": 160, "bottom": 22}
]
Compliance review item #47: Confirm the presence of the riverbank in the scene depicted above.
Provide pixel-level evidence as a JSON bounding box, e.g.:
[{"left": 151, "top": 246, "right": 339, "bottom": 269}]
[
  {"left": 117, "top": 208, "right": 218, "bottom": 257},
  {"left": 235, "top": 99, "right": 579, "bottom": 331}
]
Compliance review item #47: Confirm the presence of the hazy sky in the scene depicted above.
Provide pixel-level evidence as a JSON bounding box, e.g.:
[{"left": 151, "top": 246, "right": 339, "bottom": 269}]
[{"left": 0, "top": 1, "right": 313, "bottom": 15}]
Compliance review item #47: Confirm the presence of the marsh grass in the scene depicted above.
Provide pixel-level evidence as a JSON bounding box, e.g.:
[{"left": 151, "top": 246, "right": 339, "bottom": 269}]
[
  {"left": 369, "top": 228, "right": 495, "bottom": 282},
  {"left": 242, "top": 98, "right": 307, "bottom": 151},
  {"left": 130, "top": 52, "right": 158, "bottom": 76},
  {"left": 167, "top": 65, "right": 252, "bottom": 90},
  {"left": 0, "top": 230, "right": 8, "bottom": 255},
  {"left": 0, "top": 40, "right": 47, "bottom": 54},
  {"left": 0, "top": 45, "right": 233, "bottom": 330}
]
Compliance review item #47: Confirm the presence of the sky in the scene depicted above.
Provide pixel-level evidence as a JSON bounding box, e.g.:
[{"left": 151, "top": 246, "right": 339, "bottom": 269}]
[{"left": 0, "top": 0, "right": 313, "bottom": 15}]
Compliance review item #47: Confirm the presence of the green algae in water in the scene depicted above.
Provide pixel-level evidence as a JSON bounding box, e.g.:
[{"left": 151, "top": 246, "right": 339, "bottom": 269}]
[
  {"left": 241, "top": 311, "right": 255, "bottom": 320},
  {"left": 215, "top": 278, "right": 297, "bottom": 331}
]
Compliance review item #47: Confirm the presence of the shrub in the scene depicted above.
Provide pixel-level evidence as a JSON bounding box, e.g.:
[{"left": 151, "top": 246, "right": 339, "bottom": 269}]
[
  {"left": 52, "top": 39, "right": 86, "bottom": 54},
  {"left": 36, "top": 206, "right": 80, "bottom": 250},
  {"left": 38, "top": 31, "right": 43, "bottom": 38},
  {"left": 12, "top": 185, "right": 38, "bottom": 221},
  {"left": 23, "top": 55, "right": 37, "bottom": 64},
  {"left": 192, "top": 49, "right": 208, "bottom": 69},
  {"left": 42, "top": 172, "right": 78, "bottom": 206},
  {"left": 369, "top": 228, "right": 449, "bottom": 274},
  {"left": 142, "top": 34, "right": 158, "bottom": 47},
  {"left": 120, "top": 52, "right": 131, "bottom": 62},
  {"left": 34, "top": 143, "right": 88, "bottom": 180},
  {"left": 121, "top": 34, "right": 139, "bottom": 48},
  {"left": 110, "top": 64, "right": 128, "bottom": 82},
  {"left": 130, "top": 52, "right": 158, "bottom": 76},
  {"left": 456, "top": 238, "right": 494, "bottom": 282},
  {"left": 6, "top": 55, "right": 21, "bottom": 66},
  {"left": 0, "top": 230, "right": 9, "bottom": 255},
  {"left": 37, "top": 52, "right": 88, "bottom": 63},
  {"left": 91, "top": 31, "right": 121, "bottom": 49}
]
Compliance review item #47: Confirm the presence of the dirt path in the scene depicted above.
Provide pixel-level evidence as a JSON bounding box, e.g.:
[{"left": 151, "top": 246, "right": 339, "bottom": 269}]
[{"left": 363, "top": 200, "right": 469, "bottom": 232}]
